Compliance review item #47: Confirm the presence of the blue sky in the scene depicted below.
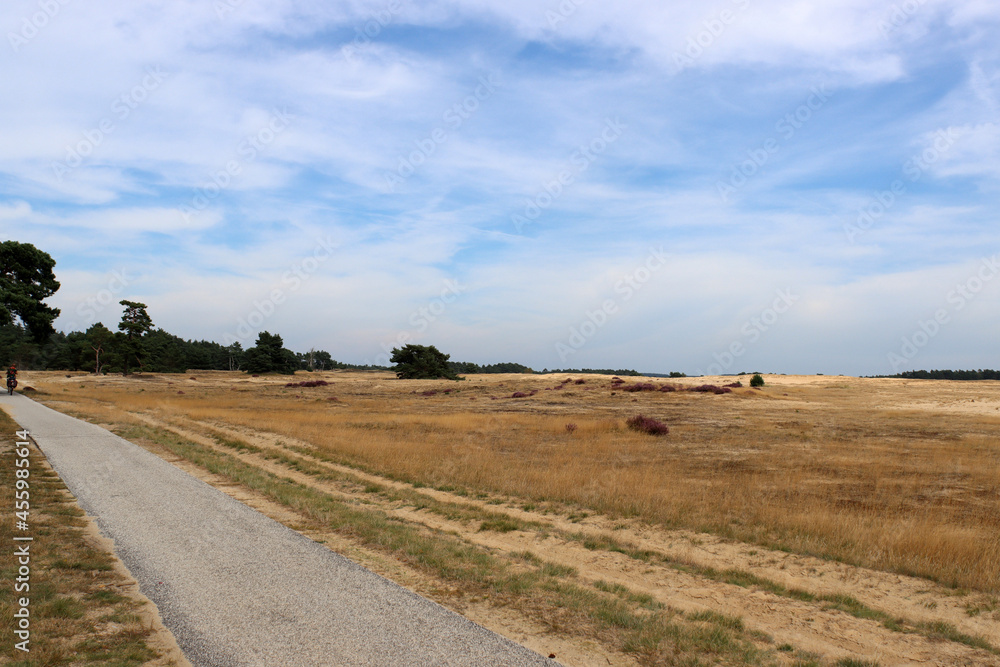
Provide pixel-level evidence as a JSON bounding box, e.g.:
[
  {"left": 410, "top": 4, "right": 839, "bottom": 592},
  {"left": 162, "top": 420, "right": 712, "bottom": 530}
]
[{"left": 2, "top": 0, "right": 998, "bottom": 375}]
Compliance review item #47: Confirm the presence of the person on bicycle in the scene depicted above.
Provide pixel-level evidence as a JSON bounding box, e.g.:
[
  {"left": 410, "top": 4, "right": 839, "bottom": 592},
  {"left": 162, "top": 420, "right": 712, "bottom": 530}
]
[{"left": 6, "top": 365, "right": 16, "bottom": 393}]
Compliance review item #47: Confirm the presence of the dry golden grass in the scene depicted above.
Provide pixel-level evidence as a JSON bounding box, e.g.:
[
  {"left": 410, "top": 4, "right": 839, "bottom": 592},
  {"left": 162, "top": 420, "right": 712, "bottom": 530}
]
[{"left": 29, "top": 370, "right": 1000, "bottom": 594}]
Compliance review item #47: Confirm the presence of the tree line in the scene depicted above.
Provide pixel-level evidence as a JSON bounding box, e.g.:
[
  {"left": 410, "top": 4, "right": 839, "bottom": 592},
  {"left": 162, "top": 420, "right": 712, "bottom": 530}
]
[
  {"left": 877, "top": 369, "right": 1000, "bottom": 381},
  {"left": 0, "top": 319, "right": 390, "bottom": 376},
  {"left": 1, "top": 240, "right": 651, "bottom": 379},
  {"left": 2, "top": 318, "right": 567, "bottom": 378}
]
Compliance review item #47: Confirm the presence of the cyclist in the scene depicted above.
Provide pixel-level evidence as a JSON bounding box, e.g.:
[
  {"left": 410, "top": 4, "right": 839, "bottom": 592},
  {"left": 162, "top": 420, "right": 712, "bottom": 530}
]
[{"left": 6, "top": 365, "right": 17, "bottom": 395}]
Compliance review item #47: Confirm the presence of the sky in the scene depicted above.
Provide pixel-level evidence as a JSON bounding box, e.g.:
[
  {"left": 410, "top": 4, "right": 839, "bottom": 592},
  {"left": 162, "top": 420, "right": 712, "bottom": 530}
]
[{"left": 1, "top": 0, "right": 998, "bottom": 376}]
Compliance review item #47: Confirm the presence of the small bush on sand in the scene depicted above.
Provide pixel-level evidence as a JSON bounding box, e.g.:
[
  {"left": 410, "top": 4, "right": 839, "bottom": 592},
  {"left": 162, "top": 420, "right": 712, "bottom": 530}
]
[
  {"left": 622, "top": 382, "right": 658, "bottom": 392},
  {"left": 626, "top": 414, "right": 669, "bottom": 436},
  {"left": 690, "top": 384, "right": 732, "bottom": 395},
  {"left": 286, "top": 380, "right": 330, "bottom": 388},
  {"left": 750, "top": 373, "right": 765, "bottom": 388}
]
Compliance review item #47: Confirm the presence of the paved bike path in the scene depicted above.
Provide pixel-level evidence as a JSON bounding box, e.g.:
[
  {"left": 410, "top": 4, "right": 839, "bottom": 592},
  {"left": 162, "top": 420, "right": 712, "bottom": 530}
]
[{"left": 1, "top": 394, "right": 553, "bottom": 666}]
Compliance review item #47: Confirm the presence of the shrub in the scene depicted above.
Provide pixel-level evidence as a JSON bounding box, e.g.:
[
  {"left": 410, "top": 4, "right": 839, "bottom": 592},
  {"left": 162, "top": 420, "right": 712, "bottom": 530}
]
[
  {"left": 420, "top": 390, "right": 438, "bottom": 397},
  {"left": 510, "top": 391, "right": 528, "bottom": 398},
  {"left": 565, "top": 423, "right": 578, "bottom": 434},
  {"left": 626, "top": 414, "right": 669, "bottom": 436},
  {"left": 574, "top": 378, "right": 586, "bottom": 385},
  {"left": 659, "top": 384, "right": 678, "bottom": 392},
  {"left": 725, "top": 381, "right": 742, "bottom": 388},
  {"left": 690, "top": 384, "right": 732, "bottom": 394},
  {"left": 622, "top": 382, "right": 658, "bottom": 392},
  {"left": 749, "top": 373, "right": 765, "bottom": 387},
  {"left": 286, "top": 380, "right": 330, "bottom": 388}
]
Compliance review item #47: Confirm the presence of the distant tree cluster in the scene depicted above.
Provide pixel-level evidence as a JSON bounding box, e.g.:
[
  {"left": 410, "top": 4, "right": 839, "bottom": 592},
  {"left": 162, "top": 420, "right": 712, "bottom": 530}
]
[
  {"left": 0, "top": 319, "right": 395, "bottom": 376},
  {"left": 2, "top": 319, "right": 243, "bottom": 375},
  {"left": 0, "top": 242, "right": 673, "bottom": 380},
  {"left": 449, "top": 361, "right": 534, "bottom": 374},
  {"left": 879, "top": 369, "right": 1000, "bottom": 381}
]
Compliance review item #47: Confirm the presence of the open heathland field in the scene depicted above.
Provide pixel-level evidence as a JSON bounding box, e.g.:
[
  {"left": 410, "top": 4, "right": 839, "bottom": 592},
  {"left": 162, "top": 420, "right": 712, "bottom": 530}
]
[{"left": 10, "top": 370, "right": 1000, "bottom": 666}]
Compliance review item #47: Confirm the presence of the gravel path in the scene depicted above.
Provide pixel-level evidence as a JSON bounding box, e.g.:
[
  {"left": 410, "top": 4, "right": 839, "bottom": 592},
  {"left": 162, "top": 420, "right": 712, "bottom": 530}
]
[{"left": 1, "top": 394, "right": 554, "bottom": 666}]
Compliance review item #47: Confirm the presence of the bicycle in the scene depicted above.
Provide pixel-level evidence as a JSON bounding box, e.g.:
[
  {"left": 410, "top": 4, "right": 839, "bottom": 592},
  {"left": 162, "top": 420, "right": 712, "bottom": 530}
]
[{"left": 6, "top": 377, "right": 15, "bottom": 395}]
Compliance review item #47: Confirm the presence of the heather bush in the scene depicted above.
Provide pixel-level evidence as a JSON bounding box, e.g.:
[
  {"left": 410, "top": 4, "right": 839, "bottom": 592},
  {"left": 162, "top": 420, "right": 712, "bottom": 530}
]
[
  {"left": 286, "top": 380, "right": 330, "bottom": 388},
  {"left": 622, "top": 382, "right": 658, "bottom": 392},
  {"left": 625, "top": 414, "right": 669, "bottom": 436},
  {"left": 690, "top": 384, "right": 731, "bottom": 394}
]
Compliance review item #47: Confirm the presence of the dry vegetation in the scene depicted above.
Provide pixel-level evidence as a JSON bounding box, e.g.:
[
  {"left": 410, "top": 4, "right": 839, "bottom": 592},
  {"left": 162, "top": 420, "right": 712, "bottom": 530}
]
[{"left": 13, "top": 370, "right": 1000, "bottom": 666}]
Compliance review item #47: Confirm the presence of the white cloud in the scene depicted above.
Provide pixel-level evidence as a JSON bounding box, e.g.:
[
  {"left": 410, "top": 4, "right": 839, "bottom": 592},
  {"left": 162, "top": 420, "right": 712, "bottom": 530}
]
[
  {"left": 30, "top": 207, "right": 221, "bottom": 234},
  {"left": 0, "top": 201, "right": 31, "bottom": 221},
  {"left": 927, "top": 123, "right": 1000, "bottom": 182}
]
